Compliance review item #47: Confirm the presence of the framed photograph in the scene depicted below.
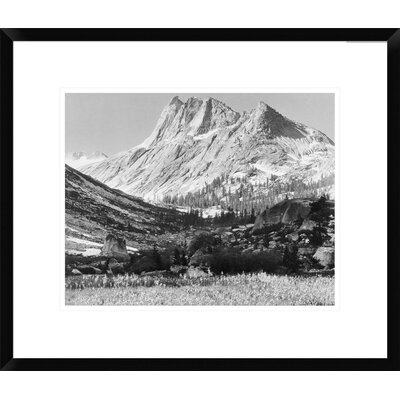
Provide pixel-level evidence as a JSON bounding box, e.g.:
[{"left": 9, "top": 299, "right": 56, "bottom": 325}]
[{"left": 0, "top": 29, "right": 398, "bottom": 370}]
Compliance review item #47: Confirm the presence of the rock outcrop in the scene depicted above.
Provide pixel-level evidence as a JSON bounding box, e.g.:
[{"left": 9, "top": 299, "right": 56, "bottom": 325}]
[
  {"left": 299, "top": 219, "right": 318, "bottom": 232},
  {"left": 185, "top": 267, "right": 210, "bottom": 278},
  {"left": 313, "top": 247, "right": 334, "bottom": 269},
  {"left": 189, "top": 248, "right": 212, "bottom": 267},
  {"left": 252, "top": 199, "right": 312, "bottom": 231},
  {"left": 100, "top": 234, "right": 130, "bottom": 261}
]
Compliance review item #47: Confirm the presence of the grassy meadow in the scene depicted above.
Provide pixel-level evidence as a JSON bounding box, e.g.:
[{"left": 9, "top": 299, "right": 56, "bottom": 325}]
[{"left": 65, "top": 272, "right": 334, "bottom": 306}]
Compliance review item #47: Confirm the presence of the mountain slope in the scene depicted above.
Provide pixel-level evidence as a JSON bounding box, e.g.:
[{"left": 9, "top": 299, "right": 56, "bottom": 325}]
[
  {"left": 80, "top": 97, "right": 335, "bottom": 202},
  {"left": 65, "top": 164, "right": 184, "bottom": 255}
]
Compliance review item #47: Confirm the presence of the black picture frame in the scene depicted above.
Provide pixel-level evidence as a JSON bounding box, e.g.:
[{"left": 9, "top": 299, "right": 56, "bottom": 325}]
[{"left": 0, "top": 28, "right": 398, "bottom": 371}]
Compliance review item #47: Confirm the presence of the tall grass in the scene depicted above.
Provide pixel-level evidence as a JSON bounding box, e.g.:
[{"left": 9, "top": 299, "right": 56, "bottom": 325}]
[{"left": 65, "top": 273, "right": 334, "bottom": 306}]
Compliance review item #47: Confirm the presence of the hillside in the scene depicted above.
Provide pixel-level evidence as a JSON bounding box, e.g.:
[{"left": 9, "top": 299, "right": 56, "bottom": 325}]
[{"left": 65, "top": 164, "right": 185, "bottom": 256}]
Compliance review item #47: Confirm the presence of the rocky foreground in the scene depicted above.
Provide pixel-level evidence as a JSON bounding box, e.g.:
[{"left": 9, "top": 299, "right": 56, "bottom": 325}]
[{"left": 66, "top": 196, "right": 335, "bottom": 278}]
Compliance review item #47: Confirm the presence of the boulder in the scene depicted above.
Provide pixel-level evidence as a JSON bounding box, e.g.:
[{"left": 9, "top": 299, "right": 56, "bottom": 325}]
[
  {"left": 170, "top": 265, "right": 188, "bottom": 274},
  {"left": 189, "top": 248, "right": 212, "bottom": 267},
  {"left": 185, "top": 267, "right": 210, "bottom": 278},
  {"left": 324, "top": 233, "right": 335, "bottom": 247},
  {"left": 107, "top": 258, "right": 128, "bottom": 274},
  {"left": 313, "top": 247, "right": 334, "bottom": 269},
  {"left": 251, "top": 210, "right": 269, "bottom": 233},
  {"left": 287, "top": 231, "right": 299, "bottom": 242},
  {"left": 251, "top": 199, "right": 312, "bottom": 232},
  {"left": 100, "top": 234, "right": 130, "bottom": 261},
  {"left": 299, "top": 219, "right": 317, "bottom": 232},
  {"left": 187, "top": 232, "right": 216, "bottom": 256},
  {"left": 280, "top": 200, "right": 311, "bottom": 224},
  {"left": 71, "top": 268, "right": 82, "bottom": 275}
]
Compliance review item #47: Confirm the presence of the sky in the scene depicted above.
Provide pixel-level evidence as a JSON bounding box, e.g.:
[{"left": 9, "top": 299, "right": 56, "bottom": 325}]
[{"left": 65, "top": 93, "right": 335, "bottom": 156}]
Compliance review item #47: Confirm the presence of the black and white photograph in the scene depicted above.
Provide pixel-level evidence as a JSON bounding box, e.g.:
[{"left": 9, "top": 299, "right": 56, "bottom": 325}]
[
  {"left": 2, "top": 25, "right": 396, "bottom": 374},
  {"left": 65, "top": 92, "right": 335, "bottom": 306}
]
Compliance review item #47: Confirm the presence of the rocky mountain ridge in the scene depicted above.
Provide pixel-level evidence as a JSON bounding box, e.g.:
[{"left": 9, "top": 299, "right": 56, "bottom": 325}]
[
  {"left": 66, "top": 196, "right": 335, "bottom": 277},
  {"left": 79, "top": 96, "right": 335, "bottom": 204}
]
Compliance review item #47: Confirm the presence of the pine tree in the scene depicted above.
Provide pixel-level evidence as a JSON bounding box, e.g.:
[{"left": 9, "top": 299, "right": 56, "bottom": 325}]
[
  {"left": 152, "top": 244, "right": 162, "bottom": 268},
  {"left": 173, "top": 248, "right": 181, "bottom": 265},
  {"left": 283, "top": 245, "right": 299, "bottom": 273},
  {"left": 180, "top": 251, "right": 188, "bottom": 266}
]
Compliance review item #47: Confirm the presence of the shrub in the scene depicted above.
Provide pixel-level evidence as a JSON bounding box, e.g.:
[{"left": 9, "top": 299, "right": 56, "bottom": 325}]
[
  {"left": 65, "top": 254, "right": 105, "bottom": 266},
  {"left": 251, "top": 222, "right": 283, "bottom": 236},
  {"left": 309, "top": 226, "right": 327, "bottom": 246},
  {"left": 130, "top": 247, "right": 174, "bottom": 273},
  {"left": 173, "top": 248, "right": 181, "bottom": 264},
  {"left": 310, "top": 196, "right": 327, "bottom": 213},
  {"left": 283, "top": 244, "right": 300, "bottom": 273},
  {"left": 188, "top": 232, "right": 220, "bottom": 256},
  {"left": 300, "top": 256, "right": 324, "bottom": 271},
  {"left": 294, "top": 213, "right": 304, "bottom": 227},
  {"left": 180, "top": 251, "right": 188, "bottom": 266},
  {"left": 309, "top": 212, "right": 324, "bottom": 223},
  {"left": 207, "top": 247, "right": 281, "bottom": 275},
  {"left": 309, "top": 196, "right": 333, "bottom": 221}
]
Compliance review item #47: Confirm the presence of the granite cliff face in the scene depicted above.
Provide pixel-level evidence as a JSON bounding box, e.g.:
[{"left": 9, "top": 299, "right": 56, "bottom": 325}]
[{"left": 79, "top": 96, "right": 334, "bottom": 201}]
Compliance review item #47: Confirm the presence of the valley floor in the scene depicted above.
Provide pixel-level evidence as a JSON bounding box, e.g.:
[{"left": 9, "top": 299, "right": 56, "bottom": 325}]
[{"left": 65, "top": 273, "right": 334, "bottom": 306}]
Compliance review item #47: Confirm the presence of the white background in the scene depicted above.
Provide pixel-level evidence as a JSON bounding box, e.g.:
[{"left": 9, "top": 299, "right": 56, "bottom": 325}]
[
  {"left": 1, "top": 0, "right": 397, "bottom": 398},
  {"left": 13, "top": 41, "right": 387, "bottom": 360}
]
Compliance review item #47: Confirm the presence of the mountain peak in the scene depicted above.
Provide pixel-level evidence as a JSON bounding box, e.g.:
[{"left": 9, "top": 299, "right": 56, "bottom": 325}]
[
  {"left": 182, "top": 96, "right": 236, "bottom": 113},
  {"left": 257, "top": 100, "right": 268, "bottom": 109},
  {"left": 205, "top": 96, "right": 236, "bottom": 112},
  {"left": 168, "top": 96, "right": 183, "bottom": 107},
  {"left": 80, "top": 96, "right": 334, "bottom": 200},
  {"left": 252, "top": 101, "right": 283, "bottom": 124},
  {"left": 255, "top": 101, "right": 279, "bottom": 114},
  {"left": 185, "top": 96, "right": 240, "bottom": 136}
]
